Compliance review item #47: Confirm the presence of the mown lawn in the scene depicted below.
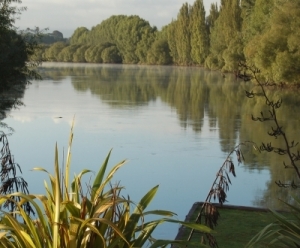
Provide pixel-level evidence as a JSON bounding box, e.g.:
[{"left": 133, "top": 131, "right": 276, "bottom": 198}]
[{"left": 174, "top": 202, "right": 292, "bottom": 248}]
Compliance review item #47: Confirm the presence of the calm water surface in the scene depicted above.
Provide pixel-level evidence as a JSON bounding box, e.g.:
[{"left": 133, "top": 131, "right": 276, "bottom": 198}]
[{"left": 4, "top": 62, "right": 299, "bottom": 239}]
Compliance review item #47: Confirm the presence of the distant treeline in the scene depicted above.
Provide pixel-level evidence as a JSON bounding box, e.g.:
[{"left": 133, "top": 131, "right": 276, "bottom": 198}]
[
  {"left": 38, "top": 0, "right": 300, "bottom": 83},
  {"left": 40, "top": 30, "right": 68, "bottom": 44}
]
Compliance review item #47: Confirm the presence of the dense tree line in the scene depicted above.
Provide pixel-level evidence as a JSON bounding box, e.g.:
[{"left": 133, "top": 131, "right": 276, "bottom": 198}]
[{"left": 41, "top": 0, "right": 300, "bottom": 83}]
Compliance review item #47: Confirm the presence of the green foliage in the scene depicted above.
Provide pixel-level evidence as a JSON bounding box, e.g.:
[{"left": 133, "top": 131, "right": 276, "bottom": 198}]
[
  {"left": 0, "top": 29, "right": 28, "bottom": 88},
  {"left": 101, "top": 45, "right": 122, "bottom": 63},
  {"left": 146, "top": 26, "right": 173, "bottom": 65},
  {"left": 0, "top": 122, "right": 212, "bottom": 247},
  {"left": 135, "top": 24, "right": 157, "bottom": 64},
  {"left": 175, "top": 3, "right": 191, "bottom": 65},
  {"left": 91, "top": 15, "right": 127, "bottom": 45},
  {"left": 190, "top": 0, "right": 209, "bottom": 65},
  {"left": 0, "top": 0, "right": 24, "bottom": 30},
  {"left": 40, "top": 30, "right": 65, "bottom": 44},
  {"left": 84, "top": 42, "right": 116, "bottom": 63},
  {"left": 244, "top": 0, "right": 300, "bottom": 82},
  {"left": 84, "top": 44, "right": 104, "bottom": 63},
  {"left": 206, "top": 3, "right": 219, "bottom": 34},
  {"left": 242, "top": 0, "right": 274, "bottom": 42},
  {"left": 246, "top": 196, "right": 300, "bottom": 247},
  {"left": 85, "top": 15, "right": 156, "bottom": 64},
  {"left": 205, "top": 0, "right": 243, "bottom": 71},
  {"left": 0, "top": 0, "right": 41, "bottom": 120},
  {"left": 36, "top": 0, "right": 300, "bottom": 82},
  {"left": 73, "top": 44, "right": 90, "bottom": 63},
  {"left": 166, "top": 21, "right": 179, "bottom": 64},
  {"left": 180, "top": 204, "right": 285, "bottom": 248},
  {"left": 57, "top": 44, "right": 80, "bottom": 62},
  {"left": 44, "top": 15, "right": 157, "bottom": 65},
  {"left": 204, "top": 54, "right": 220, "bottom": 70},
  {"left": 222, "top": 35, "right": 244, "bottom": 72},
  {"left": 164, "top": 3, "right": 195, "bottom": 66},
  {"left": 147, "top": 38, "right": 172, "bottom": 65},
  {"left": 0, "top": 1, "right": 41, "bottom": 85},
  {"left": 242, "top": 0, "right": 273, "bottom": 74},
  {"left": 44, "top": 41, "right": 67, "bottom": 61},
  {"left": 115, "top": 15, "right": 156, "bottom": 64},
  {"left": 70, "top": 27, "right": 89, "bottom": 45},
  {"left": 240, "top": 0, "right": 255, "bottom": 41}
]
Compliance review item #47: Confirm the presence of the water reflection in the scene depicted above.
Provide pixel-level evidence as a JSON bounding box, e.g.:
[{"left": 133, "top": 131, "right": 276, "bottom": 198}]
[
  {"left": 35, "top": 63, "right": 300, "bottom": 211},
  {"left": 39, "top": 64, "right": 247, "bottom": 140},
  {"left": 0, "top": 83, "right": 26, "bottom": 123}
]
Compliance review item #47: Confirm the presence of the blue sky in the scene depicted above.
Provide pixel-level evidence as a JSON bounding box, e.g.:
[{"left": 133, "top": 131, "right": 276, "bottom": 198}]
[{"left": 15, "top": 0, "right": 220, "bottom": 38}]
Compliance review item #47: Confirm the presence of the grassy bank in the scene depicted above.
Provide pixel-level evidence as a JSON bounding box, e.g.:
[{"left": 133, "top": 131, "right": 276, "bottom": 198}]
[{"left": 175, "top": 202, "right": 292, "bottom": 248}]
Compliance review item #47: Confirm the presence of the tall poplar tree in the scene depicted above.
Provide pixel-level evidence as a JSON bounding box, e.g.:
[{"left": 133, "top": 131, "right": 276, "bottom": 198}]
[
  {"left": 204, "top": 3, "right": 219, "bottom": 69},
  {"left": 205, "top": 0, "right": 243, "bottom": 71},
  {"left": 190, "top": 0, "right": 209, "bottom": 65},
  {"left": 206, "top": 3, "right": 219, "bottom": 35},
  {"left": 242, "top": 0, "right": 273, "bottom": 42},
  {"left": 241, "top": 0, "right": 255, "bottom": 37},
  {"left": 166, "top": 20, "right": 179, "bottom": 64},
  {"left": 175, "top": 3, "right": 191, "bottom": 65},
  {"left": 242, "top": 0, "right": 274, "bottom": 70}
]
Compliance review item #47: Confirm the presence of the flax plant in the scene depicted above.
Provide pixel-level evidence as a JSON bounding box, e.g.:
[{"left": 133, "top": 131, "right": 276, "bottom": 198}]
[{"left": 0, "top": 121, "right": 211, "bottom": 247}]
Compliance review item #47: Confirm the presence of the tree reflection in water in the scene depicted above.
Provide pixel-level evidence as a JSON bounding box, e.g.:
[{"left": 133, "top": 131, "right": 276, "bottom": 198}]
[{"left": 33, "top": 63, "right": 300, "bottom": 210}]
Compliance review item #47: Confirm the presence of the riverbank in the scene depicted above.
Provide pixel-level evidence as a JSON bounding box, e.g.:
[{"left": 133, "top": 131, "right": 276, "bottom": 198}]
[{"left": 173, "top": 202, "right": 291, "bottom": 248}]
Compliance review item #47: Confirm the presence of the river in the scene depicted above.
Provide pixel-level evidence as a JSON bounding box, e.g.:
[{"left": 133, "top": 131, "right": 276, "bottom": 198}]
[{"left": 3, "top": 62, "right": 300, "bottom": 240}]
